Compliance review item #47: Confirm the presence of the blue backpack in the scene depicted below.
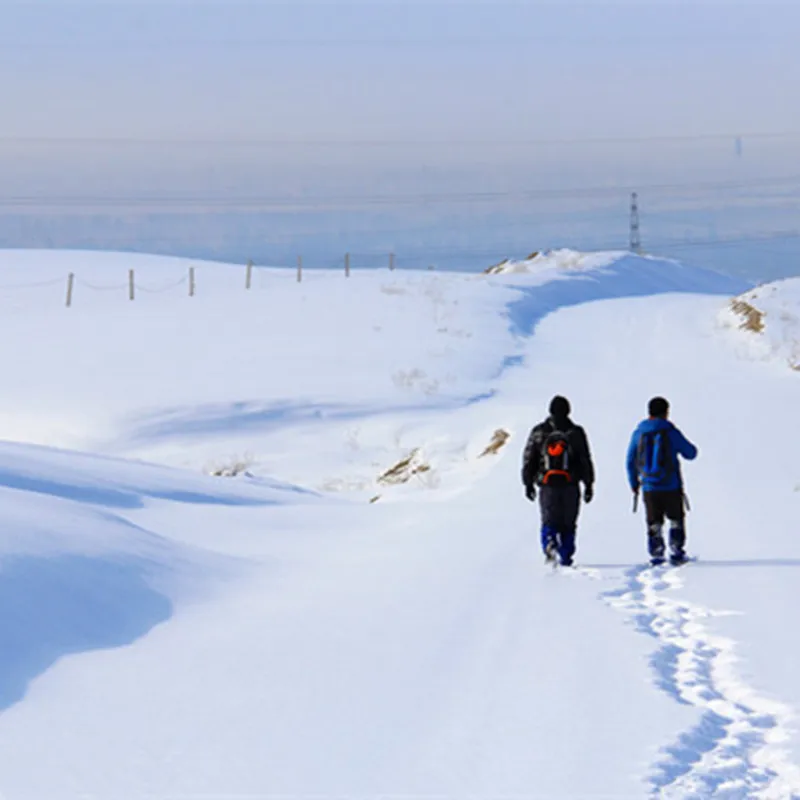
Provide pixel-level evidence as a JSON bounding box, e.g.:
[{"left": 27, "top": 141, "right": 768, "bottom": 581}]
[{"left": 636, "top": 428, "right": 675, "bottom": 487}]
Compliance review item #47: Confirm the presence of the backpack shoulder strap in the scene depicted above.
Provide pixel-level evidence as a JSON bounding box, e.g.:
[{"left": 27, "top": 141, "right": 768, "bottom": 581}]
[
  {"left": 636, "top": 429, "right": 650, "bottom": 470},
  {"left": 655, "top": 427, "right": 675, "bottom": 477}
]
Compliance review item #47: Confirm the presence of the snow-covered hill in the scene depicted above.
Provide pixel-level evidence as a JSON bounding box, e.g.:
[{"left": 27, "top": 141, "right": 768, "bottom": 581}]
[{"left": 1, "top": 247, "right": 799, "bottom": 798}]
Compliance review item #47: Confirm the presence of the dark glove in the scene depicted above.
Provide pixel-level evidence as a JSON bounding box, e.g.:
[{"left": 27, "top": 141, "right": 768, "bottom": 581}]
[
  {"left": 584, "top": 484, "right": 594, "bottom": 503},
  {"left": 525, "top": 484, "right": 537, "bottom": 502}
]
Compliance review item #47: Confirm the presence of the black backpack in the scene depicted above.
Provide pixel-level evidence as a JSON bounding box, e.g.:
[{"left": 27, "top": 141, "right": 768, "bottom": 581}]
[
  {"left": 636, "top": 428, "right": 675, "bottom": 486},
  {"left": 541, "top": 430, "right": 575, "bottom": 485}
]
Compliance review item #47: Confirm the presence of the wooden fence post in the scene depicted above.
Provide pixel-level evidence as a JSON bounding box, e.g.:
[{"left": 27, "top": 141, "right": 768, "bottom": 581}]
[
  {"left": 297, "top": 255, "right": 303, "bottom": 283},
  {"left": 345, "top": 252, "right": 350, "bottom": 278},
  {"left": 66, "top": 272, "right": 74, "bottom": 307},
  {"left": 128, "top": 269, "right": 135, "bottom": 301},
  {"left": 245, "top": 259, "right": 253, "bottom": 290},
  {"left": 189, "top": 266, "right": 195, "bottom": 297}
]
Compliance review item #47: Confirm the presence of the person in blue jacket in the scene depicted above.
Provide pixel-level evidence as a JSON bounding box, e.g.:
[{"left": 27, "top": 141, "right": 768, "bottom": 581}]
[{"left": 626, "top": 397, "right": 697, "bottom": 565}]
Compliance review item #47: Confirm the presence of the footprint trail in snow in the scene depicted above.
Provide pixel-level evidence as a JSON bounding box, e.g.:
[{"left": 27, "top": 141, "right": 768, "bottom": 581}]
[{"left": 605, "top": 565, "right": 800, "bottom": 799}]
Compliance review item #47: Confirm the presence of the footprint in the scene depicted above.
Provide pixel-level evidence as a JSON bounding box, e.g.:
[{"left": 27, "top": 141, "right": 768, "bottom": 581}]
[{"left": 603, "top": 567, "right": 800, "bottom": 796}]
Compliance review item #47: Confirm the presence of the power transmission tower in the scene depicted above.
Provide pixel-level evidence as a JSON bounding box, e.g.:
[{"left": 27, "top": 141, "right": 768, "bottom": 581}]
[{"left": 629, "top": 192, "right": 642, "bottom": 253}]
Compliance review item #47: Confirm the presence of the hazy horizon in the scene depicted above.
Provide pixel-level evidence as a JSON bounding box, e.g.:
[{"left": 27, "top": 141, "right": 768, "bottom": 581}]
[{"left": 1, "top": 1, "right": 799, "bottom": 280}]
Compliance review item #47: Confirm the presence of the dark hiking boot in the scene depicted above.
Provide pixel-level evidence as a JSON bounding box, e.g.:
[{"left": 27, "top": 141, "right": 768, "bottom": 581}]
[
  {"left": 648, "top": 524, "right": 666, "bottom": 565},
  {"left": 544, "top": 539, "right": 559, "bottom": 565}
]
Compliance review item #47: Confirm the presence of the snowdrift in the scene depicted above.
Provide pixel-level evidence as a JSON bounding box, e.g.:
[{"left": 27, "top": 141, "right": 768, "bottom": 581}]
[{"left": 484, "top": 248, "right": 622, "bottom": 275}]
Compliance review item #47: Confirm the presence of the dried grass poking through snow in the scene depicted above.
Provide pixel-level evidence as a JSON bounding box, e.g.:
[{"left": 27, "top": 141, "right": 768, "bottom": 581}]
[
  {"left": 479, "top": 428, "right": 511, "bottom": 457},
  {"left": 377, "top": 448, "right": 431, "bottom": 486},
  {"left": 207, "top": 454, "right": 254, "bottom": 478},
  {"left": 730, "top": 298, "right": 765, "bottom": 333}
]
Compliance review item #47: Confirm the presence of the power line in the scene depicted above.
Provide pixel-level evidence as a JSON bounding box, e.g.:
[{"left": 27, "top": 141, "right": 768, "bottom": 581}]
[
  {"left": 2, "top": 132, "right": 800, "bottom": 148},
  {"left": 653, "top": 231, "right": 800, "bottom": 250},
  {"left": 0, "top": 34, "right": 784, "bottom": 49},
  {"left": 1, "top": 174, "right": 800, "bottom": 211},
  {"left": 281, "top": 231, "right": 800, "bottom": 262}
]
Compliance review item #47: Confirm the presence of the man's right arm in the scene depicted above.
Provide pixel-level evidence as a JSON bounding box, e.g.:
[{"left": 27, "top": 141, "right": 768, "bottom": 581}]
[
  {"left": 521, "top": 427, "right": 541, "bottom": 487},
  {"left": 626, "top": 429, "right": 640, "bottom": 491}
]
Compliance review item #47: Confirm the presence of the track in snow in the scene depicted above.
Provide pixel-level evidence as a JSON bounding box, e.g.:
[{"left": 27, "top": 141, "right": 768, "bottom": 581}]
[{"left": 605, "top": 565, "right": 800, "bottom": 799}]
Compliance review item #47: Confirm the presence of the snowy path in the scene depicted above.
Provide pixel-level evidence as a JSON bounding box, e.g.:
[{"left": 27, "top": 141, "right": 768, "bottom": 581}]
[{"left": 606, "top": 565, "right": 800, "bottom": 799}]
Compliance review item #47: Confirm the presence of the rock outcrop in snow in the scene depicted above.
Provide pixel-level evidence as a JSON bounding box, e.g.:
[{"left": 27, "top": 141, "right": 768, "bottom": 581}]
[
  {"left": 720, "top": 278, "right": 800, "bottom": 371},
  {"left": 484, "top": 248, "right": 623, "bottom": 275}
]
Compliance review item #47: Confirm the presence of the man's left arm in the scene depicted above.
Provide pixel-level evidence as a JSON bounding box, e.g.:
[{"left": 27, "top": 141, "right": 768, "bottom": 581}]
[{"left": 672, "top": 427, "right": 698, "bottom": 460}]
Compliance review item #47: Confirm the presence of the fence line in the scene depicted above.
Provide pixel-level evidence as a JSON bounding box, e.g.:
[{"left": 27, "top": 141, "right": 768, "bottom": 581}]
[
  {"left": 0, "top": 254, "right": 413, "bottom": 310},
  {"left": 0, "top": 276, "right": 66, "bottom": 290},
  {"left": 2, "top": 233, "right": 790, "bottom": 309},
  {"left": 135, "top": 275, "right": 188, "bottom": 294},
  {"left": 76, "top": 277, "right": 129, "bottom": 291}
]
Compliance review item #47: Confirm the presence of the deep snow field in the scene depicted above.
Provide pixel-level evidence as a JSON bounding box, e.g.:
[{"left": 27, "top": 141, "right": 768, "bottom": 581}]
[{"left": 1, "top": 246, "right": 799, "bottom": 798}]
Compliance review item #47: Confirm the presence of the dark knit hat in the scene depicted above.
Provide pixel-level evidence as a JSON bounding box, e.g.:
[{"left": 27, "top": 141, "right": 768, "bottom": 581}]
[
  {"left": 549, "top": 395, "right": 571, "bottom": 418},
  {"left": 648, "top": 396, "right": 669, "bottom": 418}
]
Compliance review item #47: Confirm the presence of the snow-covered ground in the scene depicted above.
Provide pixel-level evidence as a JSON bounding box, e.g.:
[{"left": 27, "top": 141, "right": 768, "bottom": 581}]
[{"left": 0, "top": 246, "right": 799, "bottom": 798}]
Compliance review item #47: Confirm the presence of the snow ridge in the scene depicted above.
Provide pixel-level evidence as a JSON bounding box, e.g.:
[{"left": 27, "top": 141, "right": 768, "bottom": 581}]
[{"left": 606, "top": 566, "right": 800, "bottom": 799}]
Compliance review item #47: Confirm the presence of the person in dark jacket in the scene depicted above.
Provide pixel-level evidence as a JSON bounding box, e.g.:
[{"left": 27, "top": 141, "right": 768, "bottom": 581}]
[
  {"left": 521, "top": 396, "right": 595, "bottom": 566},
  {"left": 626, "top": 396, "right": 698, "bottom": 565}
]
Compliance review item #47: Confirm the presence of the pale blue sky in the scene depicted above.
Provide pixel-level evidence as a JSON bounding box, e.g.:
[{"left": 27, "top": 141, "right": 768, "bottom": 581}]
[
  {"left": 1, "top": 0, "right": 800, "bottom": 277},
  {"left": 3, "top": 2, "right": 799, "bottom": 147}
]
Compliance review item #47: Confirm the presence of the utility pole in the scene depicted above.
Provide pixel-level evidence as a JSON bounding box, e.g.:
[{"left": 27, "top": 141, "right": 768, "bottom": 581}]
[{"left": 629, "top": 192, "right": 642, "bottom": 254}]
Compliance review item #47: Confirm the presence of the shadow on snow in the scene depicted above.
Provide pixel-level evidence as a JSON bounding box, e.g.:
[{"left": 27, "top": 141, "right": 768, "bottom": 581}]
[
  {"left": 585, "top": 559, "right": 800, "bottom": 570},
  {"left": 502, "top": 254, "right": 748, "bottom": 340},
  {"left": 0, "top": 554, "right": 172, "bottom": 712},
  {"left": 0, "top": 464, "right": 278, "bottom": 510},
  {"left": 119, "top": 394, "right": 496, "bottom": 447}
]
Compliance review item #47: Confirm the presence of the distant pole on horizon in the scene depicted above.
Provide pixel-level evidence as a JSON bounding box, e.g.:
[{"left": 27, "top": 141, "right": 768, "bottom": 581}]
[{"left": 629, "top": 192, "right": 643, "bottom": 254}]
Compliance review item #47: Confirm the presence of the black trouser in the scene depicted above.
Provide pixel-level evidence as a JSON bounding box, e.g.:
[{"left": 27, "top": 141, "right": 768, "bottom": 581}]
[
  {"left": 643, "top": 489, "right": 685, "bottom": 559},
  {"left": 539, "top": 484, "right": 581, "bottom": 564}
]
